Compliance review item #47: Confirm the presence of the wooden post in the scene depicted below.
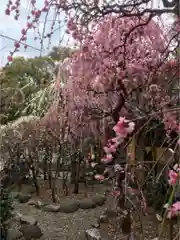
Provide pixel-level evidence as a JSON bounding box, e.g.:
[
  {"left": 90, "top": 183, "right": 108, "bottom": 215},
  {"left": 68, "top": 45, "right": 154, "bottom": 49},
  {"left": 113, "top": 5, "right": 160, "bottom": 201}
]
[{"left": 127, "top": 135, "right": 136, "bottom": 165}]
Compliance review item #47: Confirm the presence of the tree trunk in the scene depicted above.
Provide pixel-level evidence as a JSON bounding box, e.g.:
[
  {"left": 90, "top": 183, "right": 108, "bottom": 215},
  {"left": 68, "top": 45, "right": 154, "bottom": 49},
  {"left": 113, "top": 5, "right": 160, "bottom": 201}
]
[
  {"left": 71, "top": 160, "right": 76, "bottom": 184},
  {"left": 135, "top": 131, "right": 146, "bottom": 188},
  {"left": 48, "top": 160, "right": 52, "bottom": 189},
  {"left": 169, "top": 220, "right": 174, "bottom": 240},
  {"left": 51, "top": 150, "right": 61, "bottom": 203},
  {"left": 62, "top": 172, "right": 68, "bottom": 196},
  {"left": 73, "top": 160, "right": 80, "bottom": 194},
  {"left": 31, "top": 166, "right": 40, "bottom": 196},
  {"left": 43, "top": 156, "right": 48, "bottom": 180}
]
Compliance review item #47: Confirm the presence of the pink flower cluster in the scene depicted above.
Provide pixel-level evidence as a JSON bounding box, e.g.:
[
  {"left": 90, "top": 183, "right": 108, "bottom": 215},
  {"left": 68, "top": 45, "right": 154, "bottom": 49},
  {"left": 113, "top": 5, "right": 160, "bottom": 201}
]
[
  {"left": 168, "top": 164, "right": 180, "bottom": 185},
  {"left": 163, "top": 112, "right": 178, "bottom": 132},
  {"left": 165, "top": 164, "right": 180, "bottom": 219},
  {"left": 167, "top": 201, "right": 180, "bottom": 219},
  {"left": 94, "top": 117, "right": 135, "bottom": 181},
  {"left": 102, "top": 117, "right": 135, "bottom": 164}
]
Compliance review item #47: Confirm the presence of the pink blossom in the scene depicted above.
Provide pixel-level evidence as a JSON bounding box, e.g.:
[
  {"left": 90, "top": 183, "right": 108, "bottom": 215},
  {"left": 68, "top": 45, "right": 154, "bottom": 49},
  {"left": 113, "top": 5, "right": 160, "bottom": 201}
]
[
  {"left": 172, "top": 201, "right": 180, "bottom": 211},
  {"left": 113, "top": 124, "right": 127, "bottom": 137},
  {"left": 177, "top": 139, "right": 180, "bottom": 145},
  {"left": 112, "top": 190, "right": 121, "bottom": 197},
  {"left": 106, "top": 154, "right": 113, "bottom": 161},
  {"left": 101, "top": 156, "right": 113, "bottom": 164},
  {"left": 94, "top": 174, "right": 105, "bottom": 181},
  {"left": 109, "top": 144, "right": 117, "bottom": 153},
  {"left": 126, "top": 122, "right": 135, "bottom": 133},
  {"left": 168, "top": 170, "right": 178, "bottom": 185},
  {"left": 103, "top": 146, "right": 110, "bottom": 154},
  {"left": 111, "top": 137, "right": 121, "bottom": 144},
  {"left": 167, "top": 201, "right": 180, "bottom": 219},
  {"left": 67, "top": 18, "right": 77, "bottom": 31}
]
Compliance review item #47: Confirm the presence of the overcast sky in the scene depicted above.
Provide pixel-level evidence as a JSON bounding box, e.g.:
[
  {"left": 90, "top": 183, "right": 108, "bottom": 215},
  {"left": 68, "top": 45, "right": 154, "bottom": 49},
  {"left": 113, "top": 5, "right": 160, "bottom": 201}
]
[
  {"left": 0, "top": 0, "right": 73, "bottom": 66},
  {"left": 0, "top": 0, "right": 175, "bottom": 66}
]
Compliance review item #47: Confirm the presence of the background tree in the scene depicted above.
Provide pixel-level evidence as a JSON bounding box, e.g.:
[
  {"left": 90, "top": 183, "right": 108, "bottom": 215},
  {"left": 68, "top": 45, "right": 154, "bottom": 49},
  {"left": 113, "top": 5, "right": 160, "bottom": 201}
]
[
  {"left": 0, "top": 56, "right": 55, "bottom": 124},
  {"left": 48, "top": 46, "right": 75, "bottom": 62}
]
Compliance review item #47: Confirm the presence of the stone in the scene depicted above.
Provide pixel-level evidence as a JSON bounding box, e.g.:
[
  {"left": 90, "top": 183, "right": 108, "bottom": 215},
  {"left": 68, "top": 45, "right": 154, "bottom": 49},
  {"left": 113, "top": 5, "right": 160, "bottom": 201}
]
[
  {"left": 78, "top": 199, "right": 96, "bottom": 209},
  {"left": 43, "top": 204, "right": 61, "bottom": 213},
  {"left": 27, "top": 199, "right": 37, "bottom": 206},
  {"left": 10, "top": 192, "right": 19, "bottom": 199},
  {"left": 19, "top": 224, "right": 43, "bottom": 240},
  {"left": 91, "top": 223, "right": 100, "bottom": 229},
  {"left": 36, "top": 200, "right": 44, "bottom": 208},
  {"left": 7, "top": 229, "right": 23, "bottom": 240},
  {"left": 18, "top": 193, "right": 31, "bottom": 203},
  {"left": 85, "top": 228, "right": 102, "bottom": 240},
  {"left": 41, "top": 200, "right": 52, "bottom": 206},
  {"left": 59, "top": 200, "right": 79, "bottom": 213},
  {"left": 19, "top": 215, "right": 37, "bottom": 225},
  {"left": 91, "top": 195, "right": 106, "bottom": 206},
  {"left": 97, "top": 215, "right": 108, "bottom": 224},
  {"left": 28, "top": 199, "right": 43, "bottom": 209}
]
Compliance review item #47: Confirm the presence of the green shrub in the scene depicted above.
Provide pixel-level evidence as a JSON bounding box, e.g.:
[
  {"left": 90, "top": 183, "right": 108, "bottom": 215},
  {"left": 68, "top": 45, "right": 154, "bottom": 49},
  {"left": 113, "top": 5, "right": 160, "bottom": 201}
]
[
  {"left": 0, "top": 185, "right": 14, "bottom": 239},
  {"left": 145, "top": 175, "right": 169, "bottom": 211}
]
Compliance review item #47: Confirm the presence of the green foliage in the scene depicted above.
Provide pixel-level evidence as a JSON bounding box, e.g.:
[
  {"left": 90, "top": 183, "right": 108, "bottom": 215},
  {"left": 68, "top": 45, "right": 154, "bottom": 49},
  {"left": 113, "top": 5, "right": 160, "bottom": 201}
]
[
  {"left": 145, "top": 175, "right": 169, "bottom": 211},
  {"left": 0, "top": 185, "right": 14, "bottom": 234},
  {"left": 0, "top": 46, "right": 74, "bottom": 125},
  {"left": 22, "top": 84, "right": 55, "bottom": 117},
  {"left": 48, "top": 46, "right": 75, "bottom": 61},
  {"left": 0, "top": 56, "right": 55, "bottom": 124}
]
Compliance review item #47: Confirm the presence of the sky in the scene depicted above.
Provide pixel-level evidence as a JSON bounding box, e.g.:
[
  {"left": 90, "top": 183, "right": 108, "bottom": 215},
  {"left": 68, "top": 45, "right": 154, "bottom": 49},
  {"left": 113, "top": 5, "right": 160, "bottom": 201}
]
[
  {"left": 0, "top": 0, "right": 73, "bottom": 66},
  {"left": 0, "top": 0, "right": 175, "bottom": 66}
]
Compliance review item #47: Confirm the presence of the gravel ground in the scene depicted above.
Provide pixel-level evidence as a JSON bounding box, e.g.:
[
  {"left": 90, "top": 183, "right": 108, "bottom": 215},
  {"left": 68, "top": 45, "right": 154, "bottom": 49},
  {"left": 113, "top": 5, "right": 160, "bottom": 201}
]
[
  {"left": 12, "top": 200, "right": 177, "bottom": 240},
  {"left": 12, "top": 202, "right": 105, "bottom": 240},
  {"left": 8, "top": 183, "right": 179, "bottom": 240}
]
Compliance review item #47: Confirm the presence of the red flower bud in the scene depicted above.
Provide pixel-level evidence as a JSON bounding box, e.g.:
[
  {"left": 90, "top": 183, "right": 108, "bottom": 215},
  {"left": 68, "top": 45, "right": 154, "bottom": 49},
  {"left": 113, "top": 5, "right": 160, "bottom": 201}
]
[
  {"left": 21, "top": 28, "right": 26, "bottom": 35},
  {"left": 11, "top": 6, "right": 16, "bottom": 10},
  {"left": 27, "top": 22, "right": 33, "bottom": 29},
  {"left": 5, "top": 8, "right": 10, "bottom": 15},
  {"left": 14, "top": 42, "right": 20, "bottom": 48},
  {"left": 21, "top": 36, "right": 27, "bottom": 41},
  {"left": 35, "top": 10, "right": 41, "bottom": 18},
  {"left": 7, "top": 55, "right": 13, "bottom": 62}
]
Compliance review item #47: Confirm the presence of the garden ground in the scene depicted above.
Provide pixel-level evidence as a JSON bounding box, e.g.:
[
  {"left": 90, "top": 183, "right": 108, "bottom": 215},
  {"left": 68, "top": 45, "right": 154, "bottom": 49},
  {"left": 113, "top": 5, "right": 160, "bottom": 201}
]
[{"left": 7, "top": 180, "right": 178, "bottom": 240}]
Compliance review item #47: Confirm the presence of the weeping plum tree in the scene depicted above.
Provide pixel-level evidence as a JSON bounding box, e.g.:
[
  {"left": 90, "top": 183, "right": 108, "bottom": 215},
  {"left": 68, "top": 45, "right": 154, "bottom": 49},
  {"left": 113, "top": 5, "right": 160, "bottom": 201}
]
[
  {"left": 53, "top": 11, "right": 179, "bottom": 239},
  {"left": 58, "top": 15, "right": 179, "bottom": 138},
  {"left": 3, "top": 1, "right": 179, "bottom": 135},
  {"left": 3, "top": 0, "right": 180, "bottom": 238}
]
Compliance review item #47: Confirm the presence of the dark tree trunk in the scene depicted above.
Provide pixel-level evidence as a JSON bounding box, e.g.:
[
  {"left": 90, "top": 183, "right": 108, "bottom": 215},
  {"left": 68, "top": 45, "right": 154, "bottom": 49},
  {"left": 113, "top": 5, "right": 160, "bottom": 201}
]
[
  {"left": 43, "top": 154, "right": 48, "bottom": 180},
  {"left": 73, "top": 158, "right": 81, "bottom": 194},
  {"left": 62, "top": 172, "right": 68, "bottom": 196},
  {"left": 169, "top": 220, "right": 174, "bottom": 240},
  {"left": 31, "top": 166, "right": 40, "bottom": 196},
  {"left": 48, "top": 160, "right": 52, "bottom": 189},
  {"left": 51, "top": 146, "right": 61, "bottom": 203},
  {"left": 71, "top": 160, "right": 76, "bottom": 184}
]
